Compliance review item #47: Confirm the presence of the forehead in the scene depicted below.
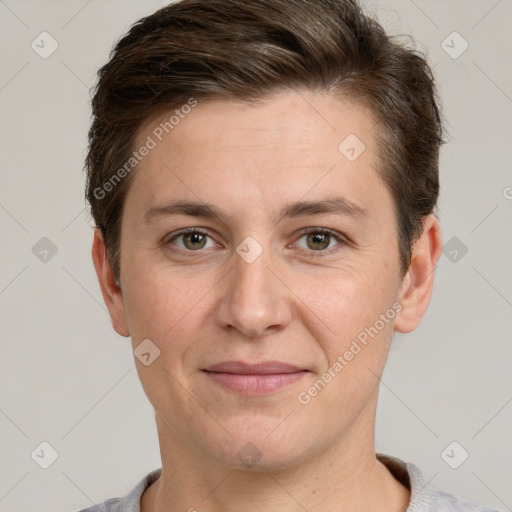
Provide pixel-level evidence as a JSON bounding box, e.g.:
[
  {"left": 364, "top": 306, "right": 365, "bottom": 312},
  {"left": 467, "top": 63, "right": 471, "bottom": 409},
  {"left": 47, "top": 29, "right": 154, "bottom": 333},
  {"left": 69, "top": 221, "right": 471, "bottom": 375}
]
[
  {"left": 126, "top": 89, "right": 389, "bottom": 225},
  {"left": 137, "top": 90, "right": 378, "bottom": 156}
]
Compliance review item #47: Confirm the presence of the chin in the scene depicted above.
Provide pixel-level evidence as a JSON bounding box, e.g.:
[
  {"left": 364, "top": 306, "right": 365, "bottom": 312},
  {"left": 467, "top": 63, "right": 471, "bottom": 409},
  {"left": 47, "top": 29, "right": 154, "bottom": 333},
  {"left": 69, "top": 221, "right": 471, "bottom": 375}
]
[
  {"left": 218, "top": 443, "right": 303, "bottom": 473},
  {"left": 203, "top": 423, "right": 312, "bottom": 473}
]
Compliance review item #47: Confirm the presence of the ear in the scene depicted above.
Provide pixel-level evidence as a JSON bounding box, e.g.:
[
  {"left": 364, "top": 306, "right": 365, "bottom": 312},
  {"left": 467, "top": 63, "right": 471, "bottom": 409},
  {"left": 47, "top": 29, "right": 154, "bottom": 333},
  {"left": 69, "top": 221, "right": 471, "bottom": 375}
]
[
  {"left": 394, "top": 214, "right": 443, "bottom": 333},
  {"left": 91, "top": 228, "right": 130, "bottom": 337}
]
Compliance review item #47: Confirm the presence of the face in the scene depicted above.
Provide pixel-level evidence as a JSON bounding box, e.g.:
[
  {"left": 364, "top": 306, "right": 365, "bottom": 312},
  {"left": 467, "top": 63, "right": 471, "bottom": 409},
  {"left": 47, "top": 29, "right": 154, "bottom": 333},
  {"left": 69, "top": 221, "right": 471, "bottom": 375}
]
[{"left": 93, "top": 89, "right": 438, "bottom": 471}]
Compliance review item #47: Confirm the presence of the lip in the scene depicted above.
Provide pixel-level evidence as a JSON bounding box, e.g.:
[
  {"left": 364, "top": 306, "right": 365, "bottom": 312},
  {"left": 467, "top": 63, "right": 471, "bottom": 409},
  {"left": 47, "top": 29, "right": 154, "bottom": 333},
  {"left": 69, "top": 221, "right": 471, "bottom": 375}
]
[
  {"left": 204, "top": 360, "right": 304, "bottom": 374},
  {"left": 203, "top": 360, "right": 308, "bottom": 395}
]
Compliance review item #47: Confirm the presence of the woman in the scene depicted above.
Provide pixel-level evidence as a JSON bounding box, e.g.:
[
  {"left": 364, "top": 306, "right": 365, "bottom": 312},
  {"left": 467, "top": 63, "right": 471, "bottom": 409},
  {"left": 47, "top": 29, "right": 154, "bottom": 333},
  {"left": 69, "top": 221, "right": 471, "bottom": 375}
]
[{"left": 79, "top": 0, "right": 499, "bottom": 510}]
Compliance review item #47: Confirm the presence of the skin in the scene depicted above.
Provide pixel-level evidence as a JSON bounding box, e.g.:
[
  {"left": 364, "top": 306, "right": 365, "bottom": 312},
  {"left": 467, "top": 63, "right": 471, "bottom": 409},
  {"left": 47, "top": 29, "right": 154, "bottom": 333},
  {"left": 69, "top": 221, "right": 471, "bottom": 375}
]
[{"left": 92, "top": 89, "right": 442, "bottom": 512}]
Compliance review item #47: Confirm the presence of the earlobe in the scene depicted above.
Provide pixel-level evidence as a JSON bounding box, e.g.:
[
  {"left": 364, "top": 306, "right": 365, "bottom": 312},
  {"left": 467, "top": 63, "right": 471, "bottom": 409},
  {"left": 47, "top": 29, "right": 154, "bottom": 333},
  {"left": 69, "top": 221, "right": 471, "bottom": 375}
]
[
  {"left": 91, "top": 228, "right": 131, "bottom": 337},
  {"left": 394, "top": 214, "right": 443, "bottom": 333}
]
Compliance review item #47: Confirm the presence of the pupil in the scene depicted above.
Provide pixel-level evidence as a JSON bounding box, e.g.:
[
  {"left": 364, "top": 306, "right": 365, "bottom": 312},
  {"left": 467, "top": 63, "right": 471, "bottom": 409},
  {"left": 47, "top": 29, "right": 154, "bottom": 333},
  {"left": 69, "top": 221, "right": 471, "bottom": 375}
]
[
  {"left": 309, "top": 232, "right": 329, "bottom": 250},
  {"left": 186, "top": 233, "right": 205, "bottom": 249}
]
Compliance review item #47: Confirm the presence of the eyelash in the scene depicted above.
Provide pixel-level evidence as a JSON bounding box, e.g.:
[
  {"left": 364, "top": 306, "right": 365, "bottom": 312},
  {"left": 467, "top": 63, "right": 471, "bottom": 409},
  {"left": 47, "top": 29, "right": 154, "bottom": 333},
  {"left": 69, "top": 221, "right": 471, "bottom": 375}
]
[{"left": 164, "top": 227, "right": 347, "bottom": 258}]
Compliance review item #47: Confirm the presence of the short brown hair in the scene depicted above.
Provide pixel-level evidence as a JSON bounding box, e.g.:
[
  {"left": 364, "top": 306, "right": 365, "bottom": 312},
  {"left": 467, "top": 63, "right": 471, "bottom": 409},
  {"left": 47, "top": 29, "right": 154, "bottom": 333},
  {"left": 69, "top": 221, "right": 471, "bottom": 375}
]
[{"left": 85, "top": 0, "right": 445, "bottom": 282}]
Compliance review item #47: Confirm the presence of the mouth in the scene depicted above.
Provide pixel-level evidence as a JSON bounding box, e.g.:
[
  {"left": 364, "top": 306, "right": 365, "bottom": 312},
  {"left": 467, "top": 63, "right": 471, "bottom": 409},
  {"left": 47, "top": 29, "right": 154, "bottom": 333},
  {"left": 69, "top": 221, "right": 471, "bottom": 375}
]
[{"left": 202, "top": 360, "right": 308, "bottom": 395}]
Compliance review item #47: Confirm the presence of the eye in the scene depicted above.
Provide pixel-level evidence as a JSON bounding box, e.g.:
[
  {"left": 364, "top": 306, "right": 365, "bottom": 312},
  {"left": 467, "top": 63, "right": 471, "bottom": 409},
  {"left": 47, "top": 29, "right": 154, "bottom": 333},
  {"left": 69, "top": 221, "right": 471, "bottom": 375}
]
[
  {"left": 165, "top": 228, "right": 218, "bottom": 251},
  {"left": 164, "top": 227, "right": 347, "bottom": 256},
  {"left": 293, "top": 228, "right": 346, "bottom": 257}
]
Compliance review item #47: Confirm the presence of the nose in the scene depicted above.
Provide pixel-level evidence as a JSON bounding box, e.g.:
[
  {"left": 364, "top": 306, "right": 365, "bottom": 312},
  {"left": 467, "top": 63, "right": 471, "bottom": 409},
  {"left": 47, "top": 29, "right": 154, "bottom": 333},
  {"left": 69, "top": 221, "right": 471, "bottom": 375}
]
[{"left": 215, "top": 241, "right": 293, "bottom": 339}]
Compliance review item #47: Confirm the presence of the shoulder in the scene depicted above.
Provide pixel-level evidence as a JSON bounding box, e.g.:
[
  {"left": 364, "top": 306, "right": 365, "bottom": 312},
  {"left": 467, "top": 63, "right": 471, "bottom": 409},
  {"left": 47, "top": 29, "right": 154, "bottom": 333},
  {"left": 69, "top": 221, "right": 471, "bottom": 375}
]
[
  {"left": 404, "top": 459, "right": 501, "bottom": 512},
  {"left": 74, "top": 468, "right": 162, "bottom": 512},
  {"left": 76, "top": 497, "right": 121, "bottom": 512},
  {"left": 377, "top": 453, "right": 501, "bottom": 512},
  {"left": 427, "top": 488, "right": 502, "bottom": 512}
]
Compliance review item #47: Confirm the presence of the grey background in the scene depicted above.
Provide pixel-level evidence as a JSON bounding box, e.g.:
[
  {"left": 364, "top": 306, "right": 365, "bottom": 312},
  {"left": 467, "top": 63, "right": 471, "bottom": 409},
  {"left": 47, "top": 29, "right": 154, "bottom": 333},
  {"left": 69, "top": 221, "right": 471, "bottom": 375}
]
[{"left": 0, "top": 0, "right": 511, "bottom": 511}]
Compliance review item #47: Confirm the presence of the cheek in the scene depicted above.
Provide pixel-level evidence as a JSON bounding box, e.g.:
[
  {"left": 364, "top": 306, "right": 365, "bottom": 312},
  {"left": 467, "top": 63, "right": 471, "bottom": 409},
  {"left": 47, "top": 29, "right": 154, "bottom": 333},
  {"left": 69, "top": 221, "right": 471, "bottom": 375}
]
[
  {"left": 123, "top": 268, "right": 206, "bottom": 400},
  {"left": 122, "top": 264, "right": 202, "bottom": 346},
  {"left": 298, "top": 260, "right": 397, "bottom": 345},
  {"left": 295, "top": 270, "right": 397, "bottom": 424}
]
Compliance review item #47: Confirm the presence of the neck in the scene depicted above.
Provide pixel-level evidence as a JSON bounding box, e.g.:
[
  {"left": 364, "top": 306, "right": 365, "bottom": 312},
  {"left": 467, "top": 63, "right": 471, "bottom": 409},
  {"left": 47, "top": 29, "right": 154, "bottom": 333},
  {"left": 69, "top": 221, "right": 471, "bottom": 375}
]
[{"left": 141, "top": 416, "right": 411, "bottom": 512}]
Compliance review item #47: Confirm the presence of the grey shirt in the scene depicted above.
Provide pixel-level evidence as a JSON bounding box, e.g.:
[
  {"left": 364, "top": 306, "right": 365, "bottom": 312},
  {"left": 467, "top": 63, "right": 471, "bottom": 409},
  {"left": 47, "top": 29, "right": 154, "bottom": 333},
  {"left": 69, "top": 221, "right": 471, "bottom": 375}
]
[{"left": 76, "top": 453, "right": 501, "bottom": 512}]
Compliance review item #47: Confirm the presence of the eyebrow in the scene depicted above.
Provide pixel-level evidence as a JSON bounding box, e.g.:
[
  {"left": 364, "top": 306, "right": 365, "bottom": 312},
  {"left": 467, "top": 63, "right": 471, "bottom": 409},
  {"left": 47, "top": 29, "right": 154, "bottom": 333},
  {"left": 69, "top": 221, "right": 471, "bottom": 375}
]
[{"left": 141, "top": 196, "right": 369, "bottom": 226}]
